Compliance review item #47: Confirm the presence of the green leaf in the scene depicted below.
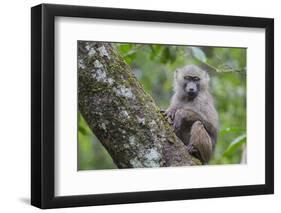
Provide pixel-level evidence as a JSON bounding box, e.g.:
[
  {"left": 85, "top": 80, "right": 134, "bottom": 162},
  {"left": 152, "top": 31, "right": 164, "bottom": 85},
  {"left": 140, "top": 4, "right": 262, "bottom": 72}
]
[
  {"left": 117, "top": 44, "right": 134, "bottom": 55},
  {"left": 223, "top": 134, "right": 246, "bottom": 157},
  {"left": 149, "top": 45, "right": 163, "bottom": 60},
  {"left": 160, "top": 47, "right": 170, "bottom": 63},
  {"left": 220, "top": 127, "right": 245, "bottom": 135},
  {"left": 78, "top": 125, "right": 88, "bottom": 135},
  {"left": 191, "top": 47, "right": 207, "bottom": 63}
]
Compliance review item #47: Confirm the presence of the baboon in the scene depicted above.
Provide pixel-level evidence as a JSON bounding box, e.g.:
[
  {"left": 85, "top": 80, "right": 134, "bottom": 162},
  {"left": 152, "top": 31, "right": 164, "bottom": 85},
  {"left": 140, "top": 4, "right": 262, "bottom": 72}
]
[{"left": 165, "top": 65, "right": 219, "bottom": 164}]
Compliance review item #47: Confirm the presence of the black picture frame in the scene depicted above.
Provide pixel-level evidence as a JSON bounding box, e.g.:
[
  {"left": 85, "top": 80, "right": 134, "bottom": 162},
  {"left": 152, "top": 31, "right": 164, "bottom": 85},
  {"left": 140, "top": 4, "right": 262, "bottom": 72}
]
[{"left": 31, "top": 3, "right": 274, "bottom": 209}]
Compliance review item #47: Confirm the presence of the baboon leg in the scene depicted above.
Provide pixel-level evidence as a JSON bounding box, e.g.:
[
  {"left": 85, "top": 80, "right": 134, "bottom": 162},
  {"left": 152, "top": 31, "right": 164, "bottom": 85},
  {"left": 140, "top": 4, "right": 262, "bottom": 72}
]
[{"left": 188, "top": 121, "right": 213, "bottom": 163}]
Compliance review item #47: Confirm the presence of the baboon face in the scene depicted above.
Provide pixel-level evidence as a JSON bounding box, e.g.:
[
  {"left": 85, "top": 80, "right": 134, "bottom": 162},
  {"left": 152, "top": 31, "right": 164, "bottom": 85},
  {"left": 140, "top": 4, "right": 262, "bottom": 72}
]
[
  {"left": 174, "top": 65, "right": 209, "bottom": 100},
  {"left": 183, "top": 75, "right": 200, "bottom": 99}
]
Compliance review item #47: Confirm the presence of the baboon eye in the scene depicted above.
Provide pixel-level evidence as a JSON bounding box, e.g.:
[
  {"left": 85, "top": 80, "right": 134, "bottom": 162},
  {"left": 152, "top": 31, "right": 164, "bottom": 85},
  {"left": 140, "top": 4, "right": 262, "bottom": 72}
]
[
  {"left": 193, "top": 77, "right": 200, "bottom": 81},
  {"left": 184, "top": 76, "right": 194, "bottom": 81}
]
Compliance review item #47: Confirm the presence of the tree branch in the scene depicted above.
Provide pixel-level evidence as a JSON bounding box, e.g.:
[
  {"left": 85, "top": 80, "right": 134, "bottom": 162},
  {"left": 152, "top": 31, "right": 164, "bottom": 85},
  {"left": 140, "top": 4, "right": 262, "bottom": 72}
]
[{"left": 78, "top": 41, "right": 201, "bottom": 168}]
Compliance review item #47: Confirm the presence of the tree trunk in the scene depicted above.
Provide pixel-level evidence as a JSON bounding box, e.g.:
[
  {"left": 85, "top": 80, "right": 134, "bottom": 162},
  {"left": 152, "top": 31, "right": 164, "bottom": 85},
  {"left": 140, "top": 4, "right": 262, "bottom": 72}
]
[{"left": 78, "top": 41, "right": 201, "bottom": 168}]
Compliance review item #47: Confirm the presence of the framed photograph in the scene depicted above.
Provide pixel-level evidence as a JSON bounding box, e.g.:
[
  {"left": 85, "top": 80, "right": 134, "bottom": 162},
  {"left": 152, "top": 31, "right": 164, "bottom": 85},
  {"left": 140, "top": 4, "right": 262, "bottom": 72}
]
[{"left": 31, "top": 3, "right": 274, "bottom": 209}]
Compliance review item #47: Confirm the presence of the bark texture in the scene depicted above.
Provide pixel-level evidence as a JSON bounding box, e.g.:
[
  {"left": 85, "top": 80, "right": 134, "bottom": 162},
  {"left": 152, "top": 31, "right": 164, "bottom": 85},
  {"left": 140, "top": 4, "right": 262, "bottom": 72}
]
[{"left": 78, "top": 41, "right": 201, "bottom": 168}]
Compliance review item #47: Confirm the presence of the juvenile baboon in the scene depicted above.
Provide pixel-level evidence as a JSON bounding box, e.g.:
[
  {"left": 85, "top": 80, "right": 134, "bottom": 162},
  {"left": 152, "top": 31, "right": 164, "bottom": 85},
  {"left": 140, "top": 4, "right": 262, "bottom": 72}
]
[{"left": 165, "top": 65, "right": 219, "bottom": 163}]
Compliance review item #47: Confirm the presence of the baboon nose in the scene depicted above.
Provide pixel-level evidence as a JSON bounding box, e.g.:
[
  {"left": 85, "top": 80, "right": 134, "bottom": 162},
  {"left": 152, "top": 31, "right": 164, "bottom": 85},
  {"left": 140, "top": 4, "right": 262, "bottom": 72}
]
[{"left": 189, "top": 88, "right": 194, "bottom": 92}]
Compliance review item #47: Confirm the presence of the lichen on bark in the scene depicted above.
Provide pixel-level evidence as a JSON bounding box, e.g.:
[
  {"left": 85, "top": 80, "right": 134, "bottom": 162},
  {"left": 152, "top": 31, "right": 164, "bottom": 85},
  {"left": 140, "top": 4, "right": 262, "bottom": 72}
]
[{"left": 78, "top": 41, "right": 201, "bottom": 168}]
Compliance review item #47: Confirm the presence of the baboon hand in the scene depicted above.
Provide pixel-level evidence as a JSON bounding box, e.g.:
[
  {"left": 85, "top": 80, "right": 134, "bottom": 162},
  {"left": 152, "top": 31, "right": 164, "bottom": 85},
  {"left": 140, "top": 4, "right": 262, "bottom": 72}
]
[
  {"left": 160, "top": 109, "right": 172, "bottom": 125},
  {"left": 165, "top": 108, "right": 178, "bottom": 122}
]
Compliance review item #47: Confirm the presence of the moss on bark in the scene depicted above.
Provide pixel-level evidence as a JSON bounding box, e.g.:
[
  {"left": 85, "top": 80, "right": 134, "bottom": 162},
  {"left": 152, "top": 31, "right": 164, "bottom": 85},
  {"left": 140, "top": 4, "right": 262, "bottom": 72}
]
[{"left": 78, "top": 41, "right": 200, "bottom": 168}]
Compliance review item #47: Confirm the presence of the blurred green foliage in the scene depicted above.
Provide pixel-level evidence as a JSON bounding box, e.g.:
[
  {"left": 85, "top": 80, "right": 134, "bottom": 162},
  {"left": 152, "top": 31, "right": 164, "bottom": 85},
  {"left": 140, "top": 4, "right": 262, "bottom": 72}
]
[{"left": 78, "top": 43, "right": 247, "bottom": 170}]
